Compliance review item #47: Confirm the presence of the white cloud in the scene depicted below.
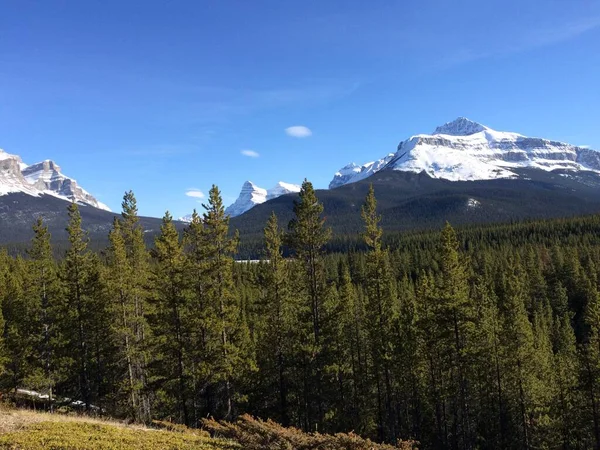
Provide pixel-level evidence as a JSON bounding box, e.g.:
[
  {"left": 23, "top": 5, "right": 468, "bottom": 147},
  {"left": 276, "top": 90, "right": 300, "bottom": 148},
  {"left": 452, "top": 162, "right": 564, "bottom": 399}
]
[
  {"left": 185, "top": 189, "right": 205, "bottom": 199},
  {"left": 241, "top": 149, "right": 259, "bottom": 158},
  {"left": 285, "top": 125, "right": 312, "bottom": 138},
  {"left": 580, "top": 145, "right": 591, "bottom": 149}
]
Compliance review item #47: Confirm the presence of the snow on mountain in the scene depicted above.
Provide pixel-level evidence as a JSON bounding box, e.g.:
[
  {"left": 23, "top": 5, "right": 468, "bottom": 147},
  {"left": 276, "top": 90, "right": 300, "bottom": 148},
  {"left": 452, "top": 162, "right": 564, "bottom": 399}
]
[
  {"left": 266, "top": 181, "right": 301, "bottom": 200},
  {"left": 330, "top": 118, "right": 600, "bottom": 187},
  {"left": 433, "top": 117, "right": 487, "bottom": 136},
  {"left": 0, "top": 148, "right": 110, "bottom": 211},
  {"left": 329, "top": 153, "right": 395, "bottom": 189},
  {"left": 224, "top": 181, "right": 268, "bottom": 217},
  {"left": 219, "top": 181, "right": 300, "bottom": 218},
  {"left": 179, "top": 181, "right": 301, "bottom": 221},
  {"left": 0, "top": 149, "right": 39, "bottom": 196}
]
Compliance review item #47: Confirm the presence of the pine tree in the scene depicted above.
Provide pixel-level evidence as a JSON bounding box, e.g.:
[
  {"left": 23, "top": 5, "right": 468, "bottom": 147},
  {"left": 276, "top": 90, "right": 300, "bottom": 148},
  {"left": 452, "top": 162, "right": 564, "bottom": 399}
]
[
  {"left": 470, "top": 275, "right": 505, "bottom": 449},
  {"left": 438, "top": 222, "right": 474, "bottom": 449},
  {"left": 0, "top": 256, "right": 29, "bottom": 395},
  {"left": 0, "top": 251, "right": 7, "bottom": 375},
  {"left": 107, "top": 217, "right": 140, "bottom": 418},
  {"left": 255, "top": 212, "right": 293, "bottom": 425},
  {"left": 25, "top": 217, "right": 61, "bottom": 405},
  {"left": 151, "top": 211, "right": 191, "bottom": 424},
  {"left": 202, "top": 185, "right": 251, "bottom": 419},
  {"left": 336, "top": 261, "right": 368, "bottom": 433},
  {"left": 120, "top": 191, "right": 152, "bottom": 422},
  {"left": 393, "top": 274, "right": 423, "bottom": 443},
  {"left": 62, "top": 202, "right": 101, "bottom": 410},
  {"left": 287, "top": 179, "right": 331, "bottom": 431},
  {"left": 498, "top": 255, "right": 536, "bottom": 449},
  {"left": 183, "top": 209, "right": 219, "bottom": 422},
  {"left": 579, "top": 279, "right": 600, "bottom": 448},
  {"left": 361, "top": 185, "right": 397, "bottom": 441},
  {"left": 529, "top": 302, "right": 555, "bottom": 447},
  {"left": 552, "top": 312, "right": 580, "bottom": 448}
]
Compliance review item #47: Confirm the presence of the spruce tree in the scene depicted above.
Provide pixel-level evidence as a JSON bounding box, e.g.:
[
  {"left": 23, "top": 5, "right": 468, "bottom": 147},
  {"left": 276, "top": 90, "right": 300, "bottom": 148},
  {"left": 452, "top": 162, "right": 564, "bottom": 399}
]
[
  {"left": 0, "top": 256, "right": 29, "bottom": 395},
  {"left": 202, "top": 185, "right": 251, "bottom": 419},
  {"left": 255, "top": 212, "right": 293, "bottom": 425},
  {"left": 120, "top": 191, "right": 151, "bottom": 421},
  {"left": 579, "top": 279, "right": 600, "bottom": 448},
  {"left": 26, "top": 217, "right": 61, "bottom": 405},
  {"left": 498, "top": 255, "right": 536, "bottom": 449},
  {"left": 151, "top": 211, "right": 191, "bottom": 424},
  {"left": 287, "top": 179, "right": 331, "bottom": 431},
  {"left": 62, "top": 202, "right": 101, "bottom": 410},
  {"left": 107, "top": 217, "right": 140, "bottom": 418},
  {"left": 361, "top": 184, "right": 397, "bottom": 441},
  {"left": 437, "top": 222, "right": 474, "bottom": 449},
  {"left": 552, "top": 312, "right": 580, "bottom": 448},
  {"left": 183, "top": 209, "right": 219, "bottom": 422}
]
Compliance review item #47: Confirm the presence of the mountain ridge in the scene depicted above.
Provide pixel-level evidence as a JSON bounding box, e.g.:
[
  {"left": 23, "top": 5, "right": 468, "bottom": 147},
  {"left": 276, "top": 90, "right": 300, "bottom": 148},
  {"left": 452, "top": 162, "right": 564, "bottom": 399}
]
[
  {"left": 330, "top": 117, "right": 600, "bottom": 188},
  {"left": 0, "top": 148, "right": 110, "bottom": 211}
]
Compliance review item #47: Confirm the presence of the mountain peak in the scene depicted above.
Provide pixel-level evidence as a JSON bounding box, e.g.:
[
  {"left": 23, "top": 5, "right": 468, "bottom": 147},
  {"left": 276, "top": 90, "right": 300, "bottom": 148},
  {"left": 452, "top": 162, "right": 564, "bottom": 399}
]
[
  {"left": 267, "top": 181, "right": 301, "bottom": 200},
  {"left": 433, "top": 117, "right": 487, "bottom": 136},
  {"left": 25, "top": 159, "right": 62, "bottom": 173},
  {"left": 329, "top": 153, "right": 395, "bottom": 189},
  {"left": 0, "top": 148, "right": 110, "bottom": 211}
]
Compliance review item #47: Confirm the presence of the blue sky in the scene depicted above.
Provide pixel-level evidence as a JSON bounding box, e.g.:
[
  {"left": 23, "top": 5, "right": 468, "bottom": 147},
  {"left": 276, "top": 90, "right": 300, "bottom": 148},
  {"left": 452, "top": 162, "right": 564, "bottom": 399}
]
[{"left": 1, "top": 0, "right": 600, "bottom": 218}]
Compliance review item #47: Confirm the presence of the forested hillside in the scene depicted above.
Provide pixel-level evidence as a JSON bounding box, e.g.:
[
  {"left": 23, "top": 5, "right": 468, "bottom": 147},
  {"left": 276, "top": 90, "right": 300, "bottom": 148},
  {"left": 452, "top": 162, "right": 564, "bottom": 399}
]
[{"left": 2, "top": 181, "right": 600, "bottom": 448}]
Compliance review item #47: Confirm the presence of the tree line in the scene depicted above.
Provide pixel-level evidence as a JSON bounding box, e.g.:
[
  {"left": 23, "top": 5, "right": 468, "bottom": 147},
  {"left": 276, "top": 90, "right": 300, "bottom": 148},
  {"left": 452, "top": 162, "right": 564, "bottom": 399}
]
[{"left": 1, "top": 180, "right": 600, "bottom": 449}]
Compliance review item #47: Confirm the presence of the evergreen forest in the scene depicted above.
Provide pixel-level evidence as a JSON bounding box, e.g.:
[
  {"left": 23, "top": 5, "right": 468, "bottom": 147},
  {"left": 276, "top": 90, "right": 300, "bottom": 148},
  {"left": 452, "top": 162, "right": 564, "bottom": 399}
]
[{"left": 3, "top": 180, "right": 600, "bottom": 449}]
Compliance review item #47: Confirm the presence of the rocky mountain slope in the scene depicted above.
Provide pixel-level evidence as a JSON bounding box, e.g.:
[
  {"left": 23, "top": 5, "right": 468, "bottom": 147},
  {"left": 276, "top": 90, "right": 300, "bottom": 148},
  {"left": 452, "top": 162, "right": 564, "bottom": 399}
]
[
  {"left": 0, "top": 148, "right": 110, "bottom": 210},
  {"left": 330, "top": 117, "right": 600, "bottom": 187}
]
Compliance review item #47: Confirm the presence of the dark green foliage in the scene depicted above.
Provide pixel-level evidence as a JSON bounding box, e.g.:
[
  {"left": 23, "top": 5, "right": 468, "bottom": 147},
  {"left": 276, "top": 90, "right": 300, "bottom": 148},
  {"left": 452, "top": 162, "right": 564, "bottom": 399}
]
[{"left": 4, "top": 185, "right": 600, "bottom": 449}]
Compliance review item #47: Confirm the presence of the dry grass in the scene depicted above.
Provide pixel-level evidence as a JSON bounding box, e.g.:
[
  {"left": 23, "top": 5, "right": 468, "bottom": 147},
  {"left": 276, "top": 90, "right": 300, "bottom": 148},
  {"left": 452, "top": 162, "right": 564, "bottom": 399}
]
[
  {"left": 203, "top": 414, "right": 418, "bottom": 450},
  {"left": 0, "top": 404, "right": 144, "bottom": 434},
  {"left": 0, "top": 406, "right": 418, "bottom": 449},
  {"left": 0, "top": 405, "right": 237, "bottom": 449}
]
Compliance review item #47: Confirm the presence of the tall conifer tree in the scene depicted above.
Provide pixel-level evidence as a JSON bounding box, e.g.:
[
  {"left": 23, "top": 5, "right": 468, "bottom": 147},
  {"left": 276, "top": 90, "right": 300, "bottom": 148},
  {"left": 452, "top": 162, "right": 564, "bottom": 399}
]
[
  {"left": 152, "top": 211, "right": 191, "bottom": 424},
  {"left": 287, "top": 179, "right": 331, "bottom": 430},
  {"left": 361, "top": 184, "right": 397, "bottom": 441}
]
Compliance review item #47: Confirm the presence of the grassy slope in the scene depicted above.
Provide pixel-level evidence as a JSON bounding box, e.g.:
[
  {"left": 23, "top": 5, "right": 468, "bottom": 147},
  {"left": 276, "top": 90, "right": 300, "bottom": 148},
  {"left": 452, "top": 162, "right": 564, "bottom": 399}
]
[
  {"left": 0, "top": 407, "right": 237, "bottom": 449},
  {"left": 0, "top": 407, "right": 416, "bottom": 449}
]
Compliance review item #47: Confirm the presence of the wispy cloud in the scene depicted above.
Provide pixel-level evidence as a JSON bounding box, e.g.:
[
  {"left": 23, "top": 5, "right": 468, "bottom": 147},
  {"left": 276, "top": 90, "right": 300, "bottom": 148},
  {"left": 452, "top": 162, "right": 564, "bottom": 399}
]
[
  {"left": 438, "top": 16, "right": 600, "bottom": 68},
  {"left": 185, "top": 189, "right": 205, "bottom": 199},
  {"left": 241, "top": 149, "right": 259, "bottom": 158},
  {"left": 521, "top": 17, "right": 600, "bottom": 50},
  {"left": 285, "top": 125, "right": 312, "bottom": 138}
]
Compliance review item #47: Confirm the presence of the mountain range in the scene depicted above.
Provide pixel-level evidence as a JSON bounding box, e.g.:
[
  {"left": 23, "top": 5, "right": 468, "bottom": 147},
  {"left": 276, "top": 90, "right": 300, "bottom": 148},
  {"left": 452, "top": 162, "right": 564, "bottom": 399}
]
[
  {"left": 220, "top": 117, "right": 600, "bottom": 218},
  {"left": 330, "top": 116, "right": 600, "bottom": 187},
  {"left": 2, "top": 117, "right": 600, "bottom": 249}
]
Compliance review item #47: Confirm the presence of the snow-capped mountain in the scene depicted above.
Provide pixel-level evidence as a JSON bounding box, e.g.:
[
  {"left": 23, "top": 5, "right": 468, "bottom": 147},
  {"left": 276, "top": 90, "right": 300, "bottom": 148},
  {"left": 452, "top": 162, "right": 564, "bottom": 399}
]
[
  {"left": 330, "top": 117, "right": 600, "bottom": 187},
  {"left": 0, "top": 148, "right": 110, "bottom": 211},
  {"left": 179, "top": 181, "right": 301, "bottom": 222},
  {"left": 266, "top": 181, "right": 302, "bottom": 200},
  {"left": 225, "top": 181, "right": 301, "bottom": 217},
  {"left": 329, "top": 154, "right": 395, "bottom": 189},
  {"left": 225, "top": 181, "right": 268, "bottom": 218}
]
